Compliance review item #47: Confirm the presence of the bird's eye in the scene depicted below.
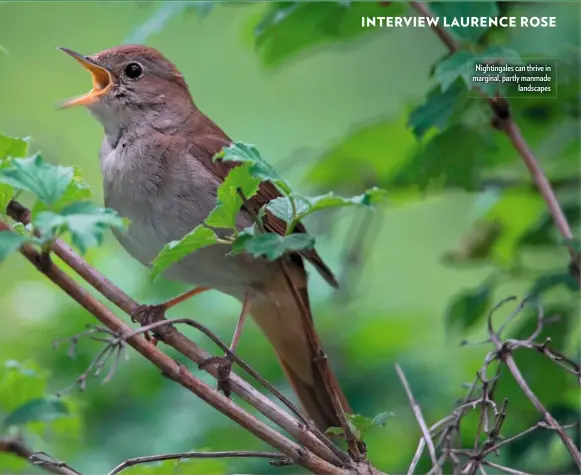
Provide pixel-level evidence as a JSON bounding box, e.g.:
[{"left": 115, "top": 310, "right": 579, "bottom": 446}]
[{"left": 124, "top": 62, "right": 143, "bottom": 80}]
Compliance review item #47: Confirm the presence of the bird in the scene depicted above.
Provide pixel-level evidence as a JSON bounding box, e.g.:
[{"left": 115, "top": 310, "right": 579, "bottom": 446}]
[{"left": 58, "top": 44, "right": 351, "bottom": 431}]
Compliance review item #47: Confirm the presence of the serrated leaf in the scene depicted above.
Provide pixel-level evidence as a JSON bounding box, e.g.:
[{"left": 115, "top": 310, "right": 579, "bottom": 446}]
[
  {"left": 34, "top": 202, "right": 125, "bottom": 254},
  {"left": 445, "top": 282, "right": 493, "bottom": 333},
  {"left": 232, "top": 233, "right": 314, "bottom": 260},
  {"left": 151, "top": 225, "right": 219, "bottom": 279},
  {"left": 430, "top": 2, "right": 499, "bottom": 42},
  {"left": 0, "top": 134, "right": 29, "bottom": 161},
  {"left": 0, "top": 154, "right": 73, "bottom": 205},
  {"left": 216, "top": 142, "right": 292, "bottom": 194},
  {"left": 3, "top": 397, "right": 69, "bottom": 427},
  {"left": 408, "top": 81, "right": 466, "bottom": 139},
  {"left": 0, "top": 231, "right": 28, "bottom": 261},
  {"left": 435, "top": 51, "right": 474, "bottom": 92},
  {"left": 395, "top": 125, "right": 496, "bottom": 191},
  {"left": 205, "top": 165, "right": 260, "bottom": 230},
  {"left": 267, "top": 188, "right": 387, "bottom": 227}
]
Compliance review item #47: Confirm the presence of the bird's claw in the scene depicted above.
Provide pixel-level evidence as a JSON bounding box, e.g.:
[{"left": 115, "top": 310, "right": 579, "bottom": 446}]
[{"left": 198, "top": 355, "right": 233, "bottom": 397}]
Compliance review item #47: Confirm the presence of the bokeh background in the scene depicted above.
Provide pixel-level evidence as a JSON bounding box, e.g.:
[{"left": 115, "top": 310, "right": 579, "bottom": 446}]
[{"left": 0, "top": 2, "right": 579, "bottom": 474}]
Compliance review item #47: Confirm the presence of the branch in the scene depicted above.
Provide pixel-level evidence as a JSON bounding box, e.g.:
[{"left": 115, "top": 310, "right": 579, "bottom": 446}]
[
  {"left": 487, "top": 299, "right": 581, "bottom": 470},
  {"left": 5, "top": 201, "right": 345, "bottom": 468},
  {"left": 410, "top": 1, "right": 580, "bottom": 285},
  {"left": 0, "top": 219, "right": 345, "bottom": 475},
  {"left": 0, "top": 438, "right": 82, "bottom": 475},
  {"left": 107, "top": 450, "right": 288, "bottom": 475},
  {"left": 395, "top": 364, "right": 440, "bottom": 475}
]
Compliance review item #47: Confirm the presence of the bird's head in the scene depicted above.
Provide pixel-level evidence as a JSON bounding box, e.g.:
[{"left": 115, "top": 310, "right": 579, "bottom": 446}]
[{"left": 58, "top": 45, "right": 194, "bottom": 135}]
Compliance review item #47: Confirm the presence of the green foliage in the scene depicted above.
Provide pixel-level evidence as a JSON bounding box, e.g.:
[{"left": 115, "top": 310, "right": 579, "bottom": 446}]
[
  {"left": 326, "top": 412, "right": 394, "bottom": 440},
  {"left": 205, "top": 164, "right": 261, "bottom": 230},
  {"left": 252, "top": 2, "right": 405, "bottom": 68},
  {"left": 0, "top": 231, "right": 30, "bottom": 261},
  {"left": 232, "top": 232, "right": 314, "bottom": 260},
  {"left": 408, "top": 82, "right": 466, "bottom": 139},
  {"left": 268, "top": 187, "right": 386, "bottom": 231},
  {"left": 0, "top": 360, "right": 79, "bottom": 434},
  {"left": 429, "top": 2, "right": 499, "bottom": 41},
  {"left": 0, "top": 134, "right": 28, "bottom": 161},
  {"left": 3, "top": 397, "right": 69, "bottom": 428},
  {"left": 0, "top": 155, "right": 73, "bottom": 206},
  {"left": 34, "top": 202, "right": 126, "bottom": 255},
  {"left": 217, "top": 141, "right": 291, "bottom": 194},
  {"left": 445, "top": 282, "right": 493, "bottom": 334},
  {"left": 151, "top": 225, "right": 219, "bottom": 279},
  {"left": 562, "top": 238, "right": 581, "bottom": 252},
  {"left": 0, "top": 146, "right": 125, "bottom": 261}
]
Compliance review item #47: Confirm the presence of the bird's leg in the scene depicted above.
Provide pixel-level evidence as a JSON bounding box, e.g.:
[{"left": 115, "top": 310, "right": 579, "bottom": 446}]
[
  {"left": 199, "top": 294, "right": 251, "bottom": 397},
  {"left": 131, "top": 286, "right": 210, "bottom": 344}
]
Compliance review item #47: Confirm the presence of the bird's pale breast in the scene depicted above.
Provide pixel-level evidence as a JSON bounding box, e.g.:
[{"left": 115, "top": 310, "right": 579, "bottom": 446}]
[{"left": 99, "top": 132, "right": 276, "bottom": 299}]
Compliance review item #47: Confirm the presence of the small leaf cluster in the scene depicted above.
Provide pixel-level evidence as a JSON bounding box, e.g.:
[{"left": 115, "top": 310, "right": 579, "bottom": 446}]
[
  {"left": 326, "top": 411, "right": 394, "bottom": 441},
  {"left": 0, "top": 134, "right": 126, "bottom": 261},
  {"left": 151, "top": 142, "right": 386, "bottom": 278}
]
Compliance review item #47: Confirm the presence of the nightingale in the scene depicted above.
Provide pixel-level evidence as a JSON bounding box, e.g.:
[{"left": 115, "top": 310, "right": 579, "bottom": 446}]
[{"left": 58, "top": 44, "right": 351, "bottom": 431}]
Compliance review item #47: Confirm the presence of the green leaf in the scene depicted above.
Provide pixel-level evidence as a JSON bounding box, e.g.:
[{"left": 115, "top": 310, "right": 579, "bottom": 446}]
[
  {"left": 430, "top": 2, "right": 499, "bottom": 42},
  {"left": 408, "top": 81, "right": 466, "bottom": 139},
  {"left": 151, "top": 225, "right": 219, "bottom": 279},
  {"left": 0, "top": 183, "right": 13, "bottom": 215},
  {"left": 34, "top": 202, "right": 126, "bottom": 254},
  {"left": 435, "top": 51, "right": 474, "bottom": 92},
  {"left": 0, "top": 134, "right": 29, "bottom": 161},
  {"left": 395, "top": 125, "right": 496, "bottom": 191},
  {"left": 307, "top": 113, "right": 419, "bottom": 191},
  {"left": 205, "top": 165, "right": 260, "bottom": 230},
  {"left": 3, "top": 397, "right": 69, "bottom": 428},
  {"left": 371, "top": 411, "right": 395, "bottom": 427},
  {"left": 562, "top": 238, "right": 581, "bottom": 252},
  {"left": 232, "top": 233, "right": 314, "bottom": 260},
  {"left": 216, "top": 142, "right": 291, "bottom": 194},
  {"left": 267, "top": 187, "right": 387, "bottom": 226},
  {"left": 445, "top": 281, "right": 494, "bottom": 333},
  {"left": 325, "top": 426, "right": 344, "bottom": 436},
  {"left": 253, "top": 2, "right": 405, "bottom": 68},
  {"left": 0, "top": 154, "right": 73, "bottom": 205},
  {"left": 529, "top": 271, "right": 578, "bottom": 296},
  {"left": 0, "top": 231, "right": 28, "bottom": 261}
]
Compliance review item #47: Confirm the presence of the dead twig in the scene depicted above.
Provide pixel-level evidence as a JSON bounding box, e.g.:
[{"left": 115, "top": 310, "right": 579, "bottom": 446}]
[
  {"left": 107, "top": 450, "right": 289, "bottom": 475},
  {"left": 0, "top": 439, "right": 82, "bottom": 475},
  {"left": 395, "top": 363, "right": 440, "bottom": 474}
]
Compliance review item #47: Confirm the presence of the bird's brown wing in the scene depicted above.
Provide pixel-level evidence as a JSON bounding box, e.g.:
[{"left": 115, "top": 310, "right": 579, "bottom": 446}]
[{"left": 190, "top": 133, "right": 338, "bottom": 288}]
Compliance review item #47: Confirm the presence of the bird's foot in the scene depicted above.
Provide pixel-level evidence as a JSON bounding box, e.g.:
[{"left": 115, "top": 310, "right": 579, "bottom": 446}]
[
  {"left": 131, "top": 304, "right": 167, "bottom": 346},
  {"left": 198, "top": 355, "right": 233, "bottom": 397}
]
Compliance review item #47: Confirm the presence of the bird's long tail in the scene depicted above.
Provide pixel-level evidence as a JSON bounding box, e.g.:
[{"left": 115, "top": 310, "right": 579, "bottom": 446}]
[{"left": 249, "top": 261, "right": 351, "bottom": 431}]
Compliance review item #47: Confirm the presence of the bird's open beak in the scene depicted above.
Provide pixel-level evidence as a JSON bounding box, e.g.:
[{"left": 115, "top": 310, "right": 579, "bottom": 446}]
[{"left": 57, "top": 47, "right": 113, "bottom": 109}]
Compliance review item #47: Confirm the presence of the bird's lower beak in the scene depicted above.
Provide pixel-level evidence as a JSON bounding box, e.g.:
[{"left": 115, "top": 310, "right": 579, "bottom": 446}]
[{"left": 58, "top": 47, "right": 113, "bottom": 109}]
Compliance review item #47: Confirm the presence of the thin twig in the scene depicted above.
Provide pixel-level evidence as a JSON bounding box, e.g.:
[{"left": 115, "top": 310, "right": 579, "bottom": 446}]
[
  {"left": 5, "top": 200, "right": 344, "bottom": 468},
  {"left": 395, "top": 364, "right": 440, "bottom": 474},
  {"left": 410, "top": 2, "right": 580, "bottom": 286},
  {"left": 0, "top": 439, "right": 82, "bottom": 475},
  {"left": 0, "top": 219, "right": 345, "bottom": 475},
  {"left": 107, "top": 451, "right": 288, "bottom": 475},
  {"left": 487, "top": 299, "right": 581, "bottom": 470}
]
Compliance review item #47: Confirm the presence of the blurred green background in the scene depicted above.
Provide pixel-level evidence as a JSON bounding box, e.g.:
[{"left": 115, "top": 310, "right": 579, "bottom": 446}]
[{"left": 0, "top": 2, "right": 579, "bottom": 474}]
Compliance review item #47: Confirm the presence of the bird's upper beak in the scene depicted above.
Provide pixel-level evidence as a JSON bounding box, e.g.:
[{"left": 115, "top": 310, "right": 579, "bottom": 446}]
[{"left": 58, "top": 47, "right": 113, "bottom": 109}]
